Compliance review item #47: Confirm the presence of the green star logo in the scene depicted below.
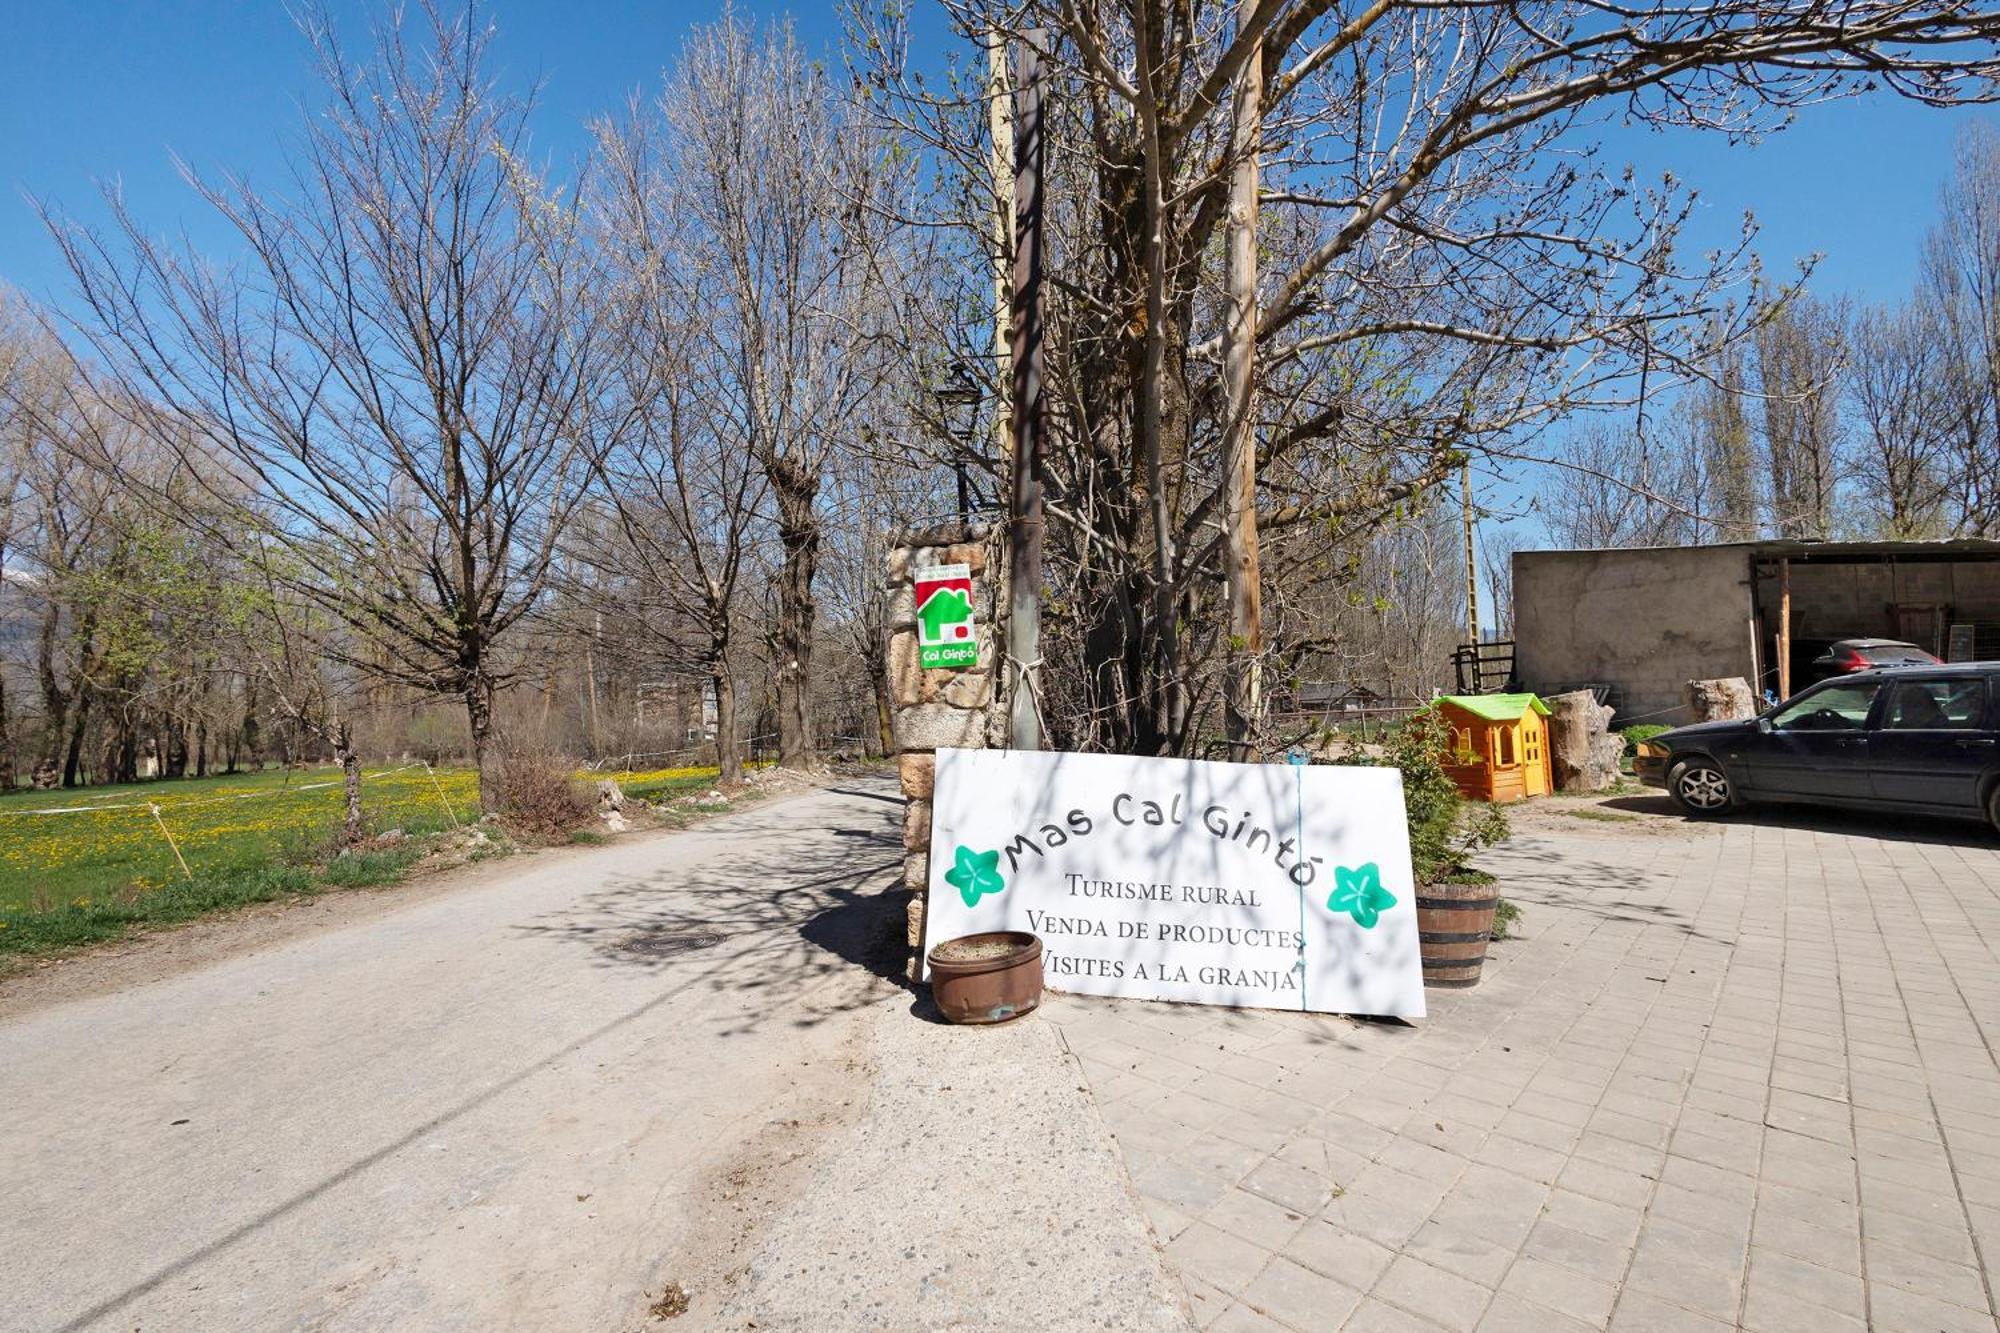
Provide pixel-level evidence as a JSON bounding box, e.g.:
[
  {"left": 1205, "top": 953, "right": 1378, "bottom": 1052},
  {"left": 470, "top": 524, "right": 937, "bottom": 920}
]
[
  {"left": 943, "top": 845, "right": 1005, "bottom": 908},
  {"left": 1326, "top": 861, "right": 1397, "bottom": 929}
]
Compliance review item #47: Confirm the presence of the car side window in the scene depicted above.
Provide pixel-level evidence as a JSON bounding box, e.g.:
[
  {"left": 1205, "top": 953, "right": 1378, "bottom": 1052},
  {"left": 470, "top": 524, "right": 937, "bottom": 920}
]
[
  {"left": 1769, "top": 683, "right": 1879, "bottom": 732},
  {"left": 1880, "top": 679, "right": 1985, "bottom": 731}
]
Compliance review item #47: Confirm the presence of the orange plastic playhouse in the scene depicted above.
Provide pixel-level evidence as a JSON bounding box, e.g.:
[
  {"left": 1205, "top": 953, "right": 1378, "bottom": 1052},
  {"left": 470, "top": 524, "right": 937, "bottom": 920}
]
[{"left": 1437, "top": 693, "right": 1553, "bottom": 803}]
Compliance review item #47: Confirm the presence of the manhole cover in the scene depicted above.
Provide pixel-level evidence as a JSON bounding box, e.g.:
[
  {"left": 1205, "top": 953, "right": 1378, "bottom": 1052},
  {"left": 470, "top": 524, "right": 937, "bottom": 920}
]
[{"left": 619, "top": 930, "right": 727, "bottom": 959}]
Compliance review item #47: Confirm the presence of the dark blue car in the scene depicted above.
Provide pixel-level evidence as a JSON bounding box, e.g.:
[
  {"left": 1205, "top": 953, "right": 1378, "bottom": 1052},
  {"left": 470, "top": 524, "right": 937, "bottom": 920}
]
[{"left": 1636, "top": 664, "right": 2000, "bottom": 831}]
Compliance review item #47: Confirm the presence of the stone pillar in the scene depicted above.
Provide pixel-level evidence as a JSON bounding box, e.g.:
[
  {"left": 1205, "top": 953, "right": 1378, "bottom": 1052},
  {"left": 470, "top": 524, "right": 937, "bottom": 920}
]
[{"left": 884, "top": 520, "right": 1009, "bottom": 979}]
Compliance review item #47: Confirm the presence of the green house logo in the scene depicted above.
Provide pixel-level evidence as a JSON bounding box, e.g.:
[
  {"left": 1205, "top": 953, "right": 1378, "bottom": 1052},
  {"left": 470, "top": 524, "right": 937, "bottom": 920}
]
[{"left": 915, "top": 563, "right": 978, "bottom": 670}]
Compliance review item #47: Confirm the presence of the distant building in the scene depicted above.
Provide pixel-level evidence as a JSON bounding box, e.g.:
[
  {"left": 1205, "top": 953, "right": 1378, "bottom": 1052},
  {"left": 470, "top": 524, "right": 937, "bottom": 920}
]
[{"left": 1512, "top": 539, "right": 2000, "bottom": 726}]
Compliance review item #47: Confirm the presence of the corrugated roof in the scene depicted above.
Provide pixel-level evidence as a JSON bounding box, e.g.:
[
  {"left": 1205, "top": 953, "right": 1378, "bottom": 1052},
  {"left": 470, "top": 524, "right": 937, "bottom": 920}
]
[
  {"left": 1438, "top": 692, "right": 1550, "bottom": 721},
  {"left": 1517, "top": 538, "right": 2000, "bottom": 560}
]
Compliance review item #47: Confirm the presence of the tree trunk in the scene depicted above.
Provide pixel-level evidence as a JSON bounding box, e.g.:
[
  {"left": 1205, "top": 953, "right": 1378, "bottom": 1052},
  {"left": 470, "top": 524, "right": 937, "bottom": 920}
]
[
  {"left": 466, "top": 674, "right": 500, "bottom": 813},
  {"left": 873, "top": 668, "right": 894, "bottom": 759},
  {"left": 0, "top": 673, "right": 12, "bottom": 791},
  {"left": 1221, "top": 0, "right": 1265, "bottom": 760},
  {"left": 713, "top": 666, "right": 742, "bottom": 787},
  {"left": 1132, "top": 1, "right": 1184, "bottom": 756},
  {"left": 165, "top": 715, "right": 188, "bottom": 778},
  {"left": 333, "top": 719, "right": 363, "bottom": 845},
  {"left": 769, "top": 463, "right": 820, "bottom": 769},
  {"left": 63, "top": 693, "right": 91, "bottom": 788},
  {"left": 235, "top": 675, "right": 259, "bottom": 774},
  {"left": 1547, "top": 689, "right": 1619, "bottom": 793}
]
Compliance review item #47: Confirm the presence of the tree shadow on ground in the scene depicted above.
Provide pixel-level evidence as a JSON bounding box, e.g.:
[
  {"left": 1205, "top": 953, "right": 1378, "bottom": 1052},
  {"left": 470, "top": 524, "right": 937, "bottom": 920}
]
[
  {"left": 1481, "top": 837, "right": 1731, "bottom": 944},
  {"left": 512, "top": 796, "right": 916, "bottom": 1037},
  {"left": 56, "top": 783, "right": 913, "bottom": 1333},
  {"left": 1604, "top": 794, "right": 1999, "bottom": 849}
]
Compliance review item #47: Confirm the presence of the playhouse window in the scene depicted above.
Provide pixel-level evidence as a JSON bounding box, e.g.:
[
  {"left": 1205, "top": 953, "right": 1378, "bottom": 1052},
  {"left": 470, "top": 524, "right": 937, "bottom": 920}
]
[
  {"left": 1451, "top": 727, "right": 1476, "bottom": 761},
  {"left": 1495, "top": 728, "right": 1517, "bottom": 767}
]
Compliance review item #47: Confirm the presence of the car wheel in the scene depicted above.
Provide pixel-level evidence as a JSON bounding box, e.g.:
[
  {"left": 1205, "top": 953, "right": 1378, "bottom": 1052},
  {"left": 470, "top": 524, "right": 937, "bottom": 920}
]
[
  {"left": 1668, "top": 758, "right": 1735, "bottom": 817},
  {"left": 1987, "top": 783, "right": 2000, "bottom": 837}
]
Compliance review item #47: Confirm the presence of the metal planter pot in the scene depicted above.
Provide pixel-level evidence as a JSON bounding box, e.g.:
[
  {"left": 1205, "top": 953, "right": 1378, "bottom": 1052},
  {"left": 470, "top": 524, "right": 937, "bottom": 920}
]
[{"left": 926, "top": 931, "right": 1043, "bottom": 1024}]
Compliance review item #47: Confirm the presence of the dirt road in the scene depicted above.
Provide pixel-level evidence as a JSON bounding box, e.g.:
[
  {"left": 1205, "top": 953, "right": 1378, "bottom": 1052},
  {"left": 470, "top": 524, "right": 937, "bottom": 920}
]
[{"left": 0, "top": 781, "right": 906, "bottom": 1332}]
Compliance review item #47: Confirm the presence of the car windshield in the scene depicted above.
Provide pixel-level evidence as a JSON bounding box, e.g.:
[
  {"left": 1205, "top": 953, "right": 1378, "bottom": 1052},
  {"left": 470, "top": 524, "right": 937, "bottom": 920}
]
[{"left": 1769, "top": 682, "right": 1879, "bottom": 731}]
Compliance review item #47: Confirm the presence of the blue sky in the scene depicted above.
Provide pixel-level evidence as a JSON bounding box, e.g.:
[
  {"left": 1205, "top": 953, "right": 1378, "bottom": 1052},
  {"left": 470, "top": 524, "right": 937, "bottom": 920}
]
[{"left": 1, "top": 3, "right": 1982, "bottom": 312}]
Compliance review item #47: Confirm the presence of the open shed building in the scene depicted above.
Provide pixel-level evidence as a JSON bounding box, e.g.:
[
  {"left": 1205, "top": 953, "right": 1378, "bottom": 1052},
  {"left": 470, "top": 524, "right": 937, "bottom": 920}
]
[{"left": 1512, "top": 539, "right": 2000, "bottom": 726}]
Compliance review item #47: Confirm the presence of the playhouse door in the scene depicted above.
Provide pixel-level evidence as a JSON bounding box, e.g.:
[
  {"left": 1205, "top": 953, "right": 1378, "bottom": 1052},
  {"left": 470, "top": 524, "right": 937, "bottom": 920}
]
[{"left": 1521, "top": 724, "right": 1549, "bottom": 796}]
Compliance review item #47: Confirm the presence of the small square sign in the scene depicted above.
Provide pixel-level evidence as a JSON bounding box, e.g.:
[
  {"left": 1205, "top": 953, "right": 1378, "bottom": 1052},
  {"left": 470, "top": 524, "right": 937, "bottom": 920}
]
[{"left": 914, "top": 562, "right": 978, "bottom": 670}]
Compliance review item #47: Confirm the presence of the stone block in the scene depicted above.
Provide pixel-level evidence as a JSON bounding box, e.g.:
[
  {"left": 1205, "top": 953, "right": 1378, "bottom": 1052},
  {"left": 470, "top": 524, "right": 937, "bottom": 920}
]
[
  {"left": 887, "top": 581, "right": 917, "bottom": 630},
  {"left": 904, "top": 850, "right": 929, "bottom": 891},
  {"left": 941, "top": 666, "right": 994, "bottom": 709},
  {"left": 903, "top": 798, "right": 932, "bottom": 851},
  {"left": 922, "top": 542, "right": 988, "bottom": 576},
  {"left": 889, "top": 626, "right": 998, "bottom": 708},
  {"left": 899, "top": 751, "right": 935, "bottom": 799},
  {"left": 888, "top": 629, "right": 924, "bottom": 705},
  {"left": 892, "top": 701, "right": 990, "bottom": 752}
]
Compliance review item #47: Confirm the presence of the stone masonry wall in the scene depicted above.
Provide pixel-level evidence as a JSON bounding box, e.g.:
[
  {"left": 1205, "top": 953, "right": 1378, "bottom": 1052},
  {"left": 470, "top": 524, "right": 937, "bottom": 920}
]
[{"left": 885, "top": 520, "right": 1009, "bottom": 979}]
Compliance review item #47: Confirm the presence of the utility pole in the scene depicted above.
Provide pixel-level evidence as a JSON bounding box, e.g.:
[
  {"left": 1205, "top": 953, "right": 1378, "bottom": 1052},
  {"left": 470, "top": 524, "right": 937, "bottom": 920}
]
[
  {"left": 1461, "top": 461, "right": 1481, "bottom": 663},
  {"left": 1006, "top": 30, "right": 1048, "bottom": 751}
]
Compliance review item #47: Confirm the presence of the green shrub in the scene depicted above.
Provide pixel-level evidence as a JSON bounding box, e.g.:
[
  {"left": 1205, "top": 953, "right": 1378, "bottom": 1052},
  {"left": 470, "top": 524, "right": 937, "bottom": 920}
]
[
  {"left": 1357, "top": 704, "right": 1509, "bottom": 883},
  {"left": 1620, "top": 724, "right": 1670, "bottom": 756},
  {"left": 0, "top": 864, "right": 317, "bottom": 957},
  {"left": 321, "top": 844, "right": 423, "bottom": 887}
]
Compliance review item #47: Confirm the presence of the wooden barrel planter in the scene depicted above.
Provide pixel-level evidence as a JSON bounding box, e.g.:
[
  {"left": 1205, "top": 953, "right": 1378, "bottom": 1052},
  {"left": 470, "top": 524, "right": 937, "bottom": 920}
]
[{"left": 1417, "top": 882, "right": 1499, "bottom": 988}]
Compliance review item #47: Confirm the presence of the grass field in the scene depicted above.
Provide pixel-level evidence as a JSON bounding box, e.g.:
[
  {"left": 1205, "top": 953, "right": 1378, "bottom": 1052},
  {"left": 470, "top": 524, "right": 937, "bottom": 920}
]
[{"left": 0, "top": 760, "right": 747, "bottom": 957}]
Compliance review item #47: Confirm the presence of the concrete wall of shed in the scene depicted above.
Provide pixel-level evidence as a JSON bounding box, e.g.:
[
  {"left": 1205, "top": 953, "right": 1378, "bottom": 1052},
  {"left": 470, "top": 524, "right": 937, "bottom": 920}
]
[{"left": 1513, "top": 546, "right": 1755, "bottom": 727}]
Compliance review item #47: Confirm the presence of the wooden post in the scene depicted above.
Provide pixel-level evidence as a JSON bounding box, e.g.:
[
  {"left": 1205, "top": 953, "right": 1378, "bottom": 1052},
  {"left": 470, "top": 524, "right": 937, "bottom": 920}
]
[
  {"left": 1778, "top": 557, "right": 1792, "bottom": 700},
  {"left": 1746, "top": 555, "right": 1763, "bottom": 699},
  {"left": 150, "top": 804, "right": 192, "bottom": 880},
  {"left": 1005, "top": 30, "right": 1048, "bottom": 751},
  {"left": 1462, "top": 461, "right": 1480, "bottom": 653}
]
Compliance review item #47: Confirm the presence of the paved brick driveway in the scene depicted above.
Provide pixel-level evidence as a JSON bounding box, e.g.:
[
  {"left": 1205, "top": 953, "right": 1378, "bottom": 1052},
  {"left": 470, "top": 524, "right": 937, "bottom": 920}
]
[{"left": 1048, "top": 802, "right": 2000, "bottom": 1332}]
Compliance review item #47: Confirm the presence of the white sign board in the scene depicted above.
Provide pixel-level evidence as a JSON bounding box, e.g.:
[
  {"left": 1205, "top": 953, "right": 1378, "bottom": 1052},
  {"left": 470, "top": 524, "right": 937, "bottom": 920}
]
[{"left": 924, "top": 749, "right": 1426, "bottom": 1018}]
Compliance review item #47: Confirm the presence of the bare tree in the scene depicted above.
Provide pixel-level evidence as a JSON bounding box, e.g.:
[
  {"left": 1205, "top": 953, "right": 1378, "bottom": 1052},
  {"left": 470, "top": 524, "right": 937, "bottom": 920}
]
[
  {"left": 1922, "top": 119, "right": 2000, "bottom": 535},
  {"left": 1543, "top": 416, "right": 1707, "bottom": 549},
  {"left": 584, "top": 100, "right": 768, "bottom": 785},
  {"left": 1848, "top": 300, "right": 1957, "bottom": 537},
  {"left": 1753, "top": 288, "right": 1848, "bottom": 539},
  {"left": 44, "top": 1, "right": 606, "bottom": 809},
  {"left": 1691, "top": 330, "right": 1762, "bottom": 541},
  {"left": 662, "top": 15, "right": 901, "bottom": 769},
  {"left": 862, "top": 0, "right": 2000, "bottom": 756}
]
